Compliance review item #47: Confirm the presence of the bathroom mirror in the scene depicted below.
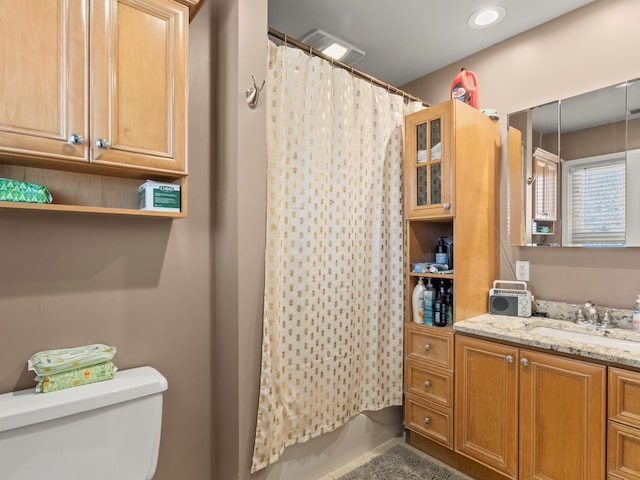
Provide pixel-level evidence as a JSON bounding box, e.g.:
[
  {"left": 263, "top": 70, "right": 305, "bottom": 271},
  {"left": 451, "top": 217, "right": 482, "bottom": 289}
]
[{"left": 508, "top": 78, "right": 640, "bottom": 247}]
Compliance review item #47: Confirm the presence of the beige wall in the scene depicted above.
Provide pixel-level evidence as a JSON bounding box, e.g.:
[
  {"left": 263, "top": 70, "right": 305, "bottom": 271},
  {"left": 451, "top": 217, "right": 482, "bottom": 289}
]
[
  {"left": 0, "top": 2, "right": 215, "bottom": 479},
  {"left": 6, "top": 1, "right": 640, "bottom": 480},
  {"left": 215, "top": 0, "right": 268, "bottom": 478},
  {"left": 404, "top": 0, "right": 640, "bottom": 309}
]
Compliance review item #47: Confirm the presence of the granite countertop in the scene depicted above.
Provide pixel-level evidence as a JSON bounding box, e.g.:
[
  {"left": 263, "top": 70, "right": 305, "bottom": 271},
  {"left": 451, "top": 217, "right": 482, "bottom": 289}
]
[{"left": 454, "top": 313, "right": 640, "bottom": 369}]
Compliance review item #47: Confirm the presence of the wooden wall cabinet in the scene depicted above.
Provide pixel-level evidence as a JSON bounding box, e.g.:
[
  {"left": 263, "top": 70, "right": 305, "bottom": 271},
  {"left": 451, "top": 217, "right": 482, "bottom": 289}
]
[
  {"left": 0, "top": 0, "right": 198, "bottom": 217},
  {"left": 455, "top": 335, "right": 606, "bottom": 480},
  {"left": 404, "top": 100, "right": 500, "bottom": 326},
  {"left": 403, "top": 100, "right": 500, "bottom": 458},
  {"left": 532, "top": 152, "right": 558, "bottom": 222}
]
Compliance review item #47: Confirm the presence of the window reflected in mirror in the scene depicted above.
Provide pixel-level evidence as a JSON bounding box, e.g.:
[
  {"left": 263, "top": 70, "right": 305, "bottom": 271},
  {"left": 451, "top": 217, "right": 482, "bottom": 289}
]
[{"left": 508, "top": 78, "right": 640, "bottom": 247}]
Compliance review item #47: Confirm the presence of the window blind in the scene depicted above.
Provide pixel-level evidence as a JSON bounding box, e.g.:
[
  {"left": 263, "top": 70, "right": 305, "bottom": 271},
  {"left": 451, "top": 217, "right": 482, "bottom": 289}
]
[{"left": 565, "top": 156, "right": 625, "bottom": 245}]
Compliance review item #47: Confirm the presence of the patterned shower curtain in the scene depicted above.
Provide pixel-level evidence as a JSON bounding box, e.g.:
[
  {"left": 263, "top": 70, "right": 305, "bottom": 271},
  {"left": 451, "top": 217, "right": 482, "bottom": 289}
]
[{"left": 251, "top": 41, "right": 424, "bottom": 472}]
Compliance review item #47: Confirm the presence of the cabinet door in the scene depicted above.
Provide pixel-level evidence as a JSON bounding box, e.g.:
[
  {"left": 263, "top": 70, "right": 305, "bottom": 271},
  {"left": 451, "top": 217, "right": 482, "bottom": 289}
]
[
  {"left": 91, "top": 0, "right": 188, "bottom": 174},
  {"left": 455, "top": 336, "right": 519, "bottom": 479},
  {"left": 0, "top": 1, "right": 88, "bottom": 162},
  {"left": 519, "top": 349, "right": 605, "bottom": 480},
  {"left": 404, "top": 102, "right": 453, "bottom": 219},
  {"left": 533, "top": 155, "right": 558, "bottom": 221}
]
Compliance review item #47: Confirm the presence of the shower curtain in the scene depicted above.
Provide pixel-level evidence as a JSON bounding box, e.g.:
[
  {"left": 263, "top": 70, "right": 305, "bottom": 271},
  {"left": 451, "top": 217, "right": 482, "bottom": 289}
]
[{"left": 251, "top": 41, "right": 424, "bottom": 472}]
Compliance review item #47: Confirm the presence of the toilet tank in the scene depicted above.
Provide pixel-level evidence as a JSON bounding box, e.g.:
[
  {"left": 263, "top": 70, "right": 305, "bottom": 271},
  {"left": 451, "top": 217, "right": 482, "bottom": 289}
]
[{"left": 0, "top": 366, "right": 168, "bottom": 480}]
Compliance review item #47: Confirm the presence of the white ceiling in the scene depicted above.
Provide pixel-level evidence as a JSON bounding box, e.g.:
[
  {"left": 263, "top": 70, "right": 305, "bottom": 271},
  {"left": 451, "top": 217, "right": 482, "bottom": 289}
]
[{"left": 268, "top": 0, "right": 596, "bottom": 87}]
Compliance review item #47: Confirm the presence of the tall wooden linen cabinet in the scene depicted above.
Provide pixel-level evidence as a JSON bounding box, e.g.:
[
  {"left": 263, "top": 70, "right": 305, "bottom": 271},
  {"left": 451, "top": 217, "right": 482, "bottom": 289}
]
[{"left": 402, "top": 100, "right": 500, "bottom": 459}]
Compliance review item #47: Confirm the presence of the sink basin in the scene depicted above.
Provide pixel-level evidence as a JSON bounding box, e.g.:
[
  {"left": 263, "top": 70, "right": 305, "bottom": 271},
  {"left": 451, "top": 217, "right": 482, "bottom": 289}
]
[{"left": 528, "top": 325, "right": 640, "bottom": 352}]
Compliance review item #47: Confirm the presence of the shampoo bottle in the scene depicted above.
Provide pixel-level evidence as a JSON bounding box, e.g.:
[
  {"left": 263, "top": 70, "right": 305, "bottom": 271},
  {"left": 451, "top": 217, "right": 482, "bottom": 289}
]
[
  {"left": 412, "top": 278, "right": 426, "bottom": 323},
  {"left": 423, "top": 279, "right": 435, "bottom": 326},
  {"left": 633, "top": 295, "right": 640, "bottom": 332},
  {"left": 433, "top": 281, "right": 447, "bottom": 327},
  {"left": 435, "top": 238, "right": 448, "bottom": 266}
]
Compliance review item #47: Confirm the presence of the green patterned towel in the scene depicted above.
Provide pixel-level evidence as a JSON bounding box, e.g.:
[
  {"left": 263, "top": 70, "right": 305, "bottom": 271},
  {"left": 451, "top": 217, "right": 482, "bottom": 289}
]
[
  {"left": 0, "top": 177, "right": 53, "bottom": 203},
  {"left": 28, "top": 344, "right": 117, "bottom": 376},
  {"left": 35, "top": 361, "right": 117, "bottom": 393}
]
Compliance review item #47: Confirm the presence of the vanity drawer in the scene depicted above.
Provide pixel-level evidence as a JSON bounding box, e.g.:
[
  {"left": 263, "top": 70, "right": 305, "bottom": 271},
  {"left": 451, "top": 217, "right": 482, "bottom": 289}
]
[
  {"left": 405, "top": 325, "right": 454, "bottom": 369},
  {"left": 405, "top": 362, "right": 453, "bottom": 408},
  {"left": 405, "top": 393, "right": 453, "bottom": 448},
  {"left": 610, "top": 367, "right": 640, "bottom": 428},
  {"left": 608, "top": 421, "right": 640, "bottom": 479}
]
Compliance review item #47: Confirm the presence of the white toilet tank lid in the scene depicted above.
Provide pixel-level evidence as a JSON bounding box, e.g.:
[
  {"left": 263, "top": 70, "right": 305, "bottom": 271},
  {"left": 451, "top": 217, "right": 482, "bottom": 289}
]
[{"left": 0, "top": 366, "right": 168, "bottom": 433}]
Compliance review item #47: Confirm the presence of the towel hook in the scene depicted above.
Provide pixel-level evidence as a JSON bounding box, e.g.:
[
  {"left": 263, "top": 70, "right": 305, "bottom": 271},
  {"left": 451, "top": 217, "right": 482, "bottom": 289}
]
[{"left": 246, "top": 75, "right": 265, "bottom": 110}]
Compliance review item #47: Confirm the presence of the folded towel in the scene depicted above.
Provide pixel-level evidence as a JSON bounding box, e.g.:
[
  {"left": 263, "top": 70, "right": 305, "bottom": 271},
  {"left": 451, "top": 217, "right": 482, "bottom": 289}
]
[
  {"left": 28, "top": 344, "right": 116, "bottom": 376},
  {"left": 35, "top": 361, "right": 117, "bottom": 393}
]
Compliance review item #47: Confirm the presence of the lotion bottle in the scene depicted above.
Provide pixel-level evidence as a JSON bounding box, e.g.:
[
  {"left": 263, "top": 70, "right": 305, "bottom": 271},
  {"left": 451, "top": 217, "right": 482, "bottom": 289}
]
[
  {"left": 633, "top": 295, "right": 640, "bottom": 332},
  {"left": 412, "top": 278, "right": 426, "bottom": 323},
  {"left": 423, "top": 279, "right": 435, "bottom": 326}
]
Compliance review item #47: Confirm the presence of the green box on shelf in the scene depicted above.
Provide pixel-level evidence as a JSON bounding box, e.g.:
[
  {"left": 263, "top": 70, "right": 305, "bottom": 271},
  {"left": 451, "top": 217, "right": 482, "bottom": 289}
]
[
  {"left": 138, "top": 180, "right": 181, "bottom": 213},
  {"left": 0, "top": 178, "right": 53, "bottom": 204}
]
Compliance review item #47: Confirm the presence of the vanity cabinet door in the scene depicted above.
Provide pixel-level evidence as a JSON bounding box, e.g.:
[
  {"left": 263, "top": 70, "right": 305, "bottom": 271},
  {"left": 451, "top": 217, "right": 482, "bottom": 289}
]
[
  {"left": 455, "top": 335, "right": 519, "bottom": 479},
  {"left": 608, "top": 367, "right": 640, "bottom": 479},
  {"left": 519, "top": 349, "right": 606, "bottom": 480},
  {"left": 0, "top": 1, "right": 88, "bottom": 163}
]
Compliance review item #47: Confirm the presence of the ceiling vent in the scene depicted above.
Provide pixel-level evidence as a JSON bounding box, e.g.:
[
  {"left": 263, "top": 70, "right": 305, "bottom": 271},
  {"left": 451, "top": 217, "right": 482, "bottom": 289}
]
[{"left": 300, "top": 29, "right": 365, "bottom": 65}]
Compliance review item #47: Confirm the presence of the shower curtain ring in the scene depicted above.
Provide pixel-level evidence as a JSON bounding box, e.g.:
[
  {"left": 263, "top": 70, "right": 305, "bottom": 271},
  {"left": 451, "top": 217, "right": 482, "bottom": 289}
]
[{"left": 246, "top": 75, "right": 265, "bottom": 110}]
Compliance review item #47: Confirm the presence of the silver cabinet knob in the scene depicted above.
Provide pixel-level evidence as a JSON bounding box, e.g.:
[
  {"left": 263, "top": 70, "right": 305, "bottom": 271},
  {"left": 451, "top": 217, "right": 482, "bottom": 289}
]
[
  {"left": 423, "top": 380, "right": 431, "bottom": 388},
  {"left": 95, "top": 138, "right": 111, "bottom": 149},
  {"left": 68, "top": 133, "right": 84, "bottom": 145},
  {"left": 521, "top": 358, "right": 529, "bottom": 366},
  {"left": 443, "top": 202, "right": 451, "bottom": 209},
  {"left": 506, "top": 355, "right": 514, "bottom": 364},
  {"left": 424, "top": 344, "right": 430, "bottom": 351},
  {"left": 423, "top": 417, "right": 430, "bottom": 425}
]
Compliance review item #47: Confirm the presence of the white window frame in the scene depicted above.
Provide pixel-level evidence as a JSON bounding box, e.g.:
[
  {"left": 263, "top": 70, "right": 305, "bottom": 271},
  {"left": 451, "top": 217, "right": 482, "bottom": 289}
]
[{"left": 562, "top": 151, "right": 626, "bottom": 247}]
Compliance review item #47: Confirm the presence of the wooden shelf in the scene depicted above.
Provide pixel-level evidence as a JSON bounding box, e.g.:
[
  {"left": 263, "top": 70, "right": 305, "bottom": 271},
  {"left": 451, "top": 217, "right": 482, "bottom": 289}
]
[
  {"left": 0, "top": 200, "right": 185, "bottom": 218},
  {"left": 0, "top": 164, "right": 187, "bottom": 218}
]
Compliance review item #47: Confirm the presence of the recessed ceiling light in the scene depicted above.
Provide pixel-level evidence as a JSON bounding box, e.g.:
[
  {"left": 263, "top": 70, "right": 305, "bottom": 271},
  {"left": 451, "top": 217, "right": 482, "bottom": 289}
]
[{"left": 468, "top": 6, "right": 506, "bottom": 28}]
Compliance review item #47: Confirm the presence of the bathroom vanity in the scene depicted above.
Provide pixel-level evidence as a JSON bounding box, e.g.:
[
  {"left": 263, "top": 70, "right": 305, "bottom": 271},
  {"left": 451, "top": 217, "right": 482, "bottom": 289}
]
[{"left": 452, "top": 313, "right": 640, "bottom": 480}]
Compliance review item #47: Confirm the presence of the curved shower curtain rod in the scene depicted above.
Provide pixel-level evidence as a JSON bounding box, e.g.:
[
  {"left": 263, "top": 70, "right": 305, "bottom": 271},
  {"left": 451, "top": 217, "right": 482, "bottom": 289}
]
[{"left": 268, "top": 27, "right": 430, "bottom": 107}]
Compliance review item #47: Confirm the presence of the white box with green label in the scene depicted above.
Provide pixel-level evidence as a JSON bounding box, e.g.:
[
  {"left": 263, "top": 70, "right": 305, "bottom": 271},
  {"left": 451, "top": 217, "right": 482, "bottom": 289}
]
[{"left": 138, "top": 181, "right": 181, "bottom": 212}]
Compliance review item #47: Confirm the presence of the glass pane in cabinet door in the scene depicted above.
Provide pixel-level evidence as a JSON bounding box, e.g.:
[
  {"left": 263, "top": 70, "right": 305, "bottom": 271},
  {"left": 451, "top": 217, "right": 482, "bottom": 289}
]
[
  {"left": 430, "top": 118, "right": 442, "bottom": 160},
  {"left": 430, "top": 163, "right": 441, "bottom": 204},
  {"left": 416, "top": 122, "right": 428, "bottom": 206},
  {"left": 417, "top": 122, "right": 427, "bottom": 163},
  {"left": 417, "top": 166, "right": 427, "bottom": 205}
]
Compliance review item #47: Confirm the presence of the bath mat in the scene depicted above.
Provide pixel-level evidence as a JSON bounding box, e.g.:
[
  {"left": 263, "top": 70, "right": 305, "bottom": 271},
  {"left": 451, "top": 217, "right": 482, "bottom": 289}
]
[{"left": 336, "top": 443, "right": 471, "bottom": 480}]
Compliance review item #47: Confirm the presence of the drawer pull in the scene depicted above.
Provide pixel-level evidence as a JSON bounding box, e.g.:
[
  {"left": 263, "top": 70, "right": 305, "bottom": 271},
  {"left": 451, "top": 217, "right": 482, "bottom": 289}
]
[
  {"left": 506, "top": 355, "right": 514, "bottom": 364},
  {"left": 423, "top": 417, "right": 431, "bottom": 425},
  {"left": 423, "top": 380, "right": 431, "bottom": 388},
  {"left": 424, "top": 344, "right": 430, "bottom": 351},
  {"left": 521, "top": 358, "right": 529, "bottom": 367}
]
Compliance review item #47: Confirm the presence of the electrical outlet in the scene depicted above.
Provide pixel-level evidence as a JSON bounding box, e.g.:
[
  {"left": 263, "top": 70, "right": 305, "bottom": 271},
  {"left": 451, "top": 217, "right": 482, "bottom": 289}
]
[{"left": 516, "top": 260, "right": 530, "bottom": 282}]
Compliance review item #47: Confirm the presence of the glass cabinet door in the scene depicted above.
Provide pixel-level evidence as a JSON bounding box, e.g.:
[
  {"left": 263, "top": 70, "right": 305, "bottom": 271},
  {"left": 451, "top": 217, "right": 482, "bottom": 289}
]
[{"left": 405, "top": 103, "right": 453, "bottom": 218}]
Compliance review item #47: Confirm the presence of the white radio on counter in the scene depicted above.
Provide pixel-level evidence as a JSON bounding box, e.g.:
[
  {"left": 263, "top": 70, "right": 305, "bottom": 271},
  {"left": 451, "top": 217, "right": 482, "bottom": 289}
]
[{"left": 489, "top": 280, "right": 532, "bottom": 317}]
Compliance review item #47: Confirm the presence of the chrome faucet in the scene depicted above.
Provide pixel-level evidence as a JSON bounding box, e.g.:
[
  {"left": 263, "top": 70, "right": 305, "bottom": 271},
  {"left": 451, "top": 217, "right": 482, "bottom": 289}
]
[
  {"left": 583, "top": 301, "right": 598, "bottom": 325},
  {"left": 576, "top": 301, "right": 612, "bottom": 329}
]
